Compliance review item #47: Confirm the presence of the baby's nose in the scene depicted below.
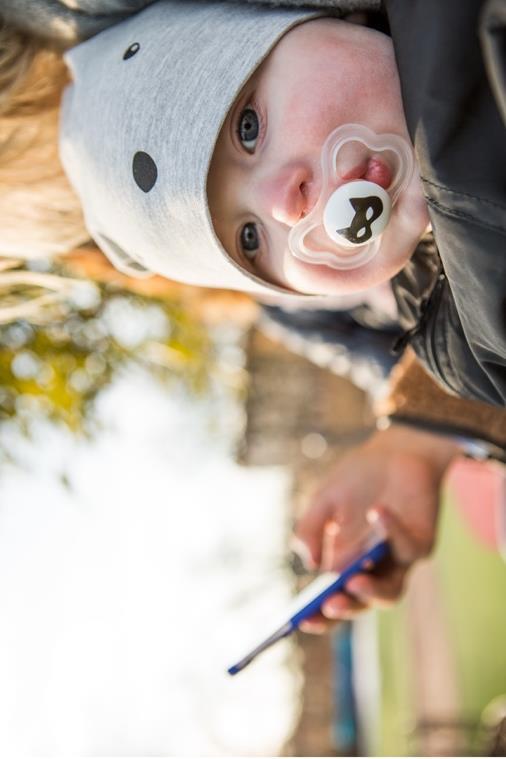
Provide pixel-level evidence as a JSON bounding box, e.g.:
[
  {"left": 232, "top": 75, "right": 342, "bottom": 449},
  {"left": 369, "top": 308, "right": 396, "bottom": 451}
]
[{"left": 258, "top": 164, "right": 313, "bottom": 227}]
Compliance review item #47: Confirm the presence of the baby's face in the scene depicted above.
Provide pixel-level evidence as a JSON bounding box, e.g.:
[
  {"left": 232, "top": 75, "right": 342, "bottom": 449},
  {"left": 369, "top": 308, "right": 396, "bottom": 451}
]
[{"left": 207, "top": 18, "right": 429, "bottom": 296}]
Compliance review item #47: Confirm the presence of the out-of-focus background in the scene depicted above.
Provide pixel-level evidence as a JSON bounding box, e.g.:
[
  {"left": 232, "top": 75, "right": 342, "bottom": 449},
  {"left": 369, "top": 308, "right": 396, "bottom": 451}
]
[{"left": 0, "top": 251, "right": 505, "bottom": 757}]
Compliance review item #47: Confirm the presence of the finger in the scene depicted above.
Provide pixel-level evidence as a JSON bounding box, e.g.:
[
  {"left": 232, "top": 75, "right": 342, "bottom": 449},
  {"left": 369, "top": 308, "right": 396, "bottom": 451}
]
[
  {"left": 298, "top": 612, "right": 336, "bottom": 635},
  {"left": 368, "top": 505, "right": 427, "bottom": 566},
  {"left": 321, "top": 591, "right": 368, "bottom": 620},
  {"left": 345, "top": 566, "right": 406, "bottom": 608},
  {"left": 321, "top": 518, "right": 341, "bottom": 571},
  {"left": 294, "top": 494, "right": 340, "bottom": 568},
  {"left": 289, "top": 534, "right": 318, "bottom": 571}
]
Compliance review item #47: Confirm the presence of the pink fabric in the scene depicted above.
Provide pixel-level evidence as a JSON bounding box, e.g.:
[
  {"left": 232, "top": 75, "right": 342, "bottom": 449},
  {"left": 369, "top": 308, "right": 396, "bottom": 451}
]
[{"left": 446, "top": 458, "right": 505, "bottom": 552}]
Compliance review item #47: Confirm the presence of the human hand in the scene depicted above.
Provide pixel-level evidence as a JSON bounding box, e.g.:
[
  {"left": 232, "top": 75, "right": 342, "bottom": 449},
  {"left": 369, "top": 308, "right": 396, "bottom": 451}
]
[{"left": 293, "top": 424, "right": 461, "bottom": 633}]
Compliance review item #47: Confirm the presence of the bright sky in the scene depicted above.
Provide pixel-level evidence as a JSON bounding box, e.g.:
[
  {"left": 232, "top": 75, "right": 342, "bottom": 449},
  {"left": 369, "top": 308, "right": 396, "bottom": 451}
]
[{"left": 0, "top": 368, "right": 301, "bottom": 756}]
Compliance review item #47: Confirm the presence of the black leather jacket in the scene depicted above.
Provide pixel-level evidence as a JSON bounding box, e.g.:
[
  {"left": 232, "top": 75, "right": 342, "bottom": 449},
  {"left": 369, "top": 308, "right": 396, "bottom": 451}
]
[{"left": 386, "top": 0, "right": 506, "bottom": 406}]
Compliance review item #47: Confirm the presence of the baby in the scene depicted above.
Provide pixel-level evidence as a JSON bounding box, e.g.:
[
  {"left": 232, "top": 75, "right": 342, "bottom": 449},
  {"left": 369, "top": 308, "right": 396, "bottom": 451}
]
[
  {"left": 60, "top": 0, "right": 428, "bottom": 301},
  {"left": 60, "top": 0, "right": 505, "bottom": 408}
]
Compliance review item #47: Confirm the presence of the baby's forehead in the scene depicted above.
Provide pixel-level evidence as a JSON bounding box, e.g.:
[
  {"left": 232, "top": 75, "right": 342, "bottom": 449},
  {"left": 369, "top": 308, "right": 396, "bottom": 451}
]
[
  {"left": 225, "top": 62, "right": 263, "bottom": 118},
  {"left": 208, "top": 64, "right": 261, "bottom": 174}
]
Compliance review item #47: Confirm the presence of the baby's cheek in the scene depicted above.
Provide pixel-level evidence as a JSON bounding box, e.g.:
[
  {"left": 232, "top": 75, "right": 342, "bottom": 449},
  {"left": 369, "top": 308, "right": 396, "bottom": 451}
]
[
  {"left": 281, "top": 251, "right": 361, "bottom": 295},
  {"left": 405, "top": 174, "right": 430, "bottom": 235}
]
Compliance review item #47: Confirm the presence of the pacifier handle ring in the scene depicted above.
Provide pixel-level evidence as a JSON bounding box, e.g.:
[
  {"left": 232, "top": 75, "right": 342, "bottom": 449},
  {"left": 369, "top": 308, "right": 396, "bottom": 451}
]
[{"left": 322, "top": 123, "right": 414, "bottom": 202}]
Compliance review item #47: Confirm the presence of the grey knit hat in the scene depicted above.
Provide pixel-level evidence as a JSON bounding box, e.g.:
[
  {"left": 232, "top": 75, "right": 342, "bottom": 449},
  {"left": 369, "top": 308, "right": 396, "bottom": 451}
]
[{"left": 59, "top": 0, "right": 322, "bottom": 297}]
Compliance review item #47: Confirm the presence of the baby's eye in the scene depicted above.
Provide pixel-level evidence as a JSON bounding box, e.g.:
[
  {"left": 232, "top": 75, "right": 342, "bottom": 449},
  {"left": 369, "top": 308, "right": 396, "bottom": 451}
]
[
  {"left": 240, "top": 222, "right": 260, "bottom": 261},
  {"left": 237, "top": 107, "right": 260, "bottom": 153}
]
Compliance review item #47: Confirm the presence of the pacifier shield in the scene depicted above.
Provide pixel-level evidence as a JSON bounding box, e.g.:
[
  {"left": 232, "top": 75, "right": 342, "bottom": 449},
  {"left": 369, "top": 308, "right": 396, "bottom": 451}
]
[
  {"left": 323, "top": 180, "right": 391, "bottom": 248},
  {"left": 288, "top": 124, "right": 415, "bottom": 271}
]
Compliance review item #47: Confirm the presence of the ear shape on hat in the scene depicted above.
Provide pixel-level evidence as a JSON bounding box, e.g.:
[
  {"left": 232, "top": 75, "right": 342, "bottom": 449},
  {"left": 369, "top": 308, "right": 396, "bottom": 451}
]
[{"left": 95, "top": 233, "right": 153, "bottom": 278}]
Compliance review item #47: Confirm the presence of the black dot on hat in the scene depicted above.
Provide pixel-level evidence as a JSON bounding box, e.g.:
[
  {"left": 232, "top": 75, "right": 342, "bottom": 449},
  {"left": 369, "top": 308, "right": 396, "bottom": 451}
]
[
  {"left": 123, "top": 42, "right": 140, "bottom": 60},
  {"left": 132, "top": 151, "right": 158, "bottom": 192}
]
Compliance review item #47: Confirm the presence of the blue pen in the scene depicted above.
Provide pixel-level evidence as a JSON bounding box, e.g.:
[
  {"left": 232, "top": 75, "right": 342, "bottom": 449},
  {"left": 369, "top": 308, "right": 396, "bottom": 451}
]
[{"left": 227, "top": 536, "right": 390, "bottom": 676}]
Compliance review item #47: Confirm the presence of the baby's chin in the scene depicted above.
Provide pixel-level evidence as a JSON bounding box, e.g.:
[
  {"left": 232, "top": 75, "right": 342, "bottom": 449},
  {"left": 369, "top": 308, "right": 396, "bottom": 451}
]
[
  {"left": 284, "top": 234, "right": 419, "bottom": 296},
  {"left": 283, "top": 257, "right": 400, "bottom": 297}
]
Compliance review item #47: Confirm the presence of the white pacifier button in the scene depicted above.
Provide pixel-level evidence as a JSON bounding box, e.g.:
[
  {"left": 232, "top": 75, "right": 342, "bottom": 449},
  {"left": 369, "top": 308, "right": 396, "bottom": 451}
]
[{"left": 323, "top": 180, "right": 391, "bottom": 248}]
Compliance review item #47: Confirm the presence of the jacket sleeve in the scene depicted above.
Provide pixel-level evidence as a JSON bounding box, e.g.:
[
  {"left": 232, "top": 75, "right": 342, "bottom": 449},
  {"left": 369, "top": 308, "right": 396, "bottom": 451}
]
[
  {"left": 385, "top": 0, "right": 506, "bottom": 407},
  {"left": 259, "top": 304, "right": 400, "bottom": 398},
  {"left": 480, "top": 0, "right": 506, "bottom": 126},
  {"left": 376, "top": 347, "right": 506, "bottom": 453},
  {"left": 0, "top": 0, "right": 157, "bottom": 46}
]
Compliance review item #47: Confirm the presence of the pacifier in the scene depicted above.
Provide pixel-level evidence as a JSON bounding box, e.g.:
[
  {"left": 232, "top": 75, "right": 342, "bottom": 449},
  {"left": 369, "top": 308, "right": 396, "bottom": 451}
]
[{"left": 288, "top": 124, "right": 415, "bottom": 270}]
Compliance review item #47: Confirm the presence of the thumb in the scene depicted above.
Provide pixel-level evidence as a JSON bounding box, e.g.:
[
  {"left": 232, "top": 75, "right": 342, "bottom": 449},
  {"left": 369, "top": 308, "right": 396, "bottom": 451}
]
[
  {"left": 294, "top": 494, "right": 339, "bottom": 569},
  {"left": 367, "top": 505, "right": 424, "bottom": 567}
]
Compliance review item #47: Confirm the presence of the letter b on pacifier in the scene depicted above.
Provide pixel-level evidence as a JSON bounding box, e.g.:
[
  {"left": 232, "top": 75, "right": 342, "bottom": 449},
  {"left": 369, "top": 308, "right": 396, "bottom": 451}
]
[{"left": 323, "top": 180, "right": 391, "bottom": 248}]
